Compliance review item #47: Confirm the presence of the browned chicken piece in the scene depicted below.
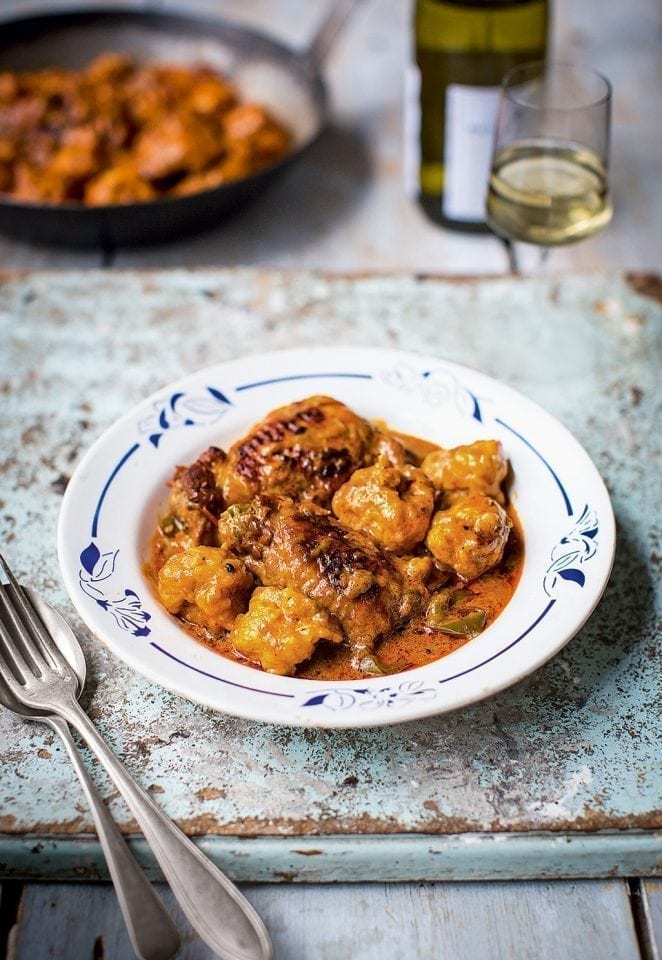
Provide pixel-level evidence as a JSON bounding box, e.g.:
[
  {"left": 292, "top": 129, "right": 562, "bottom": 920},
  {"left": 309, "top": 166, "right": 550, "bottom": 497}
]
[
  {"left": 125, "top": 65, "right": 196, "bottom": 125},
  {"left": 187, "top": 71, "right": 237, "bottom": 117},
  {"left": 133, "top": 114, "right": 224, "bottom": 181},
  {"left": 214, "top": 142, "right": 255, "bottom": 181},
  {"left": 12, "top": 162, "right": 68, "bottom": 202},
  {"left": 0, "top": 73, "right": 18, "bottom": 104},
  {"left": 0, "top": 138, "right": 15, "bottom": 163},
  {"left": 422, "top": 440, "right": 508, "bottom": 505},
  {"left": 123, "top": 67, "right": 170, "bottom": 126},
  {"left": 157, "top": 546, "right": 254, "bottom": 634},
  {"left": 425, "top": 494, "right": 512, "bottom": 581},
  {"left": 332, "top": 458, "right": 435, "bottom": 553},
  {"left": 20, "top": 129, "right": 58, "bottom": 170},
  {"left": 223, "top": 104, "right": 271, "bottom": 141},
  {"left": 222, "top": 103, "right": 290, "bottom": 167},
  {"left": 152, "top": 446, "right": 227, "bottom": 568},
  {"left": 250, "top": 123, "right": 290, "bottom": 167},
  {"left": 18, "top": 67, "right": 75, "bottom": 100},
  {"left": 0, "top": 135, "right": 15, "bottom": 190},
  {"left": 172, "top": 130, "right": 283, "bottom": 196},
  {"left": 83, "top": 53, "right": 134, "bottom": 85},
  {"left": 219, "top": 495, "right": 427, "bottom": 670},
  {"left": 49, "top": 126, "right": 100, "bottom": 181},
  {"left": 171, "top": 162, "right": 233, "bottom": 197},
  {"left": 229, "top": 586, "right": 344, "bottom": 675},
  {"left": 84, "top": 163, "right": 156, "bottom": 205},
  {"left": 0, "top": 95, "right": 45, "bottom": 139},
  {"left": 221, "top": 396, "right": 377, "bottom": 507}
]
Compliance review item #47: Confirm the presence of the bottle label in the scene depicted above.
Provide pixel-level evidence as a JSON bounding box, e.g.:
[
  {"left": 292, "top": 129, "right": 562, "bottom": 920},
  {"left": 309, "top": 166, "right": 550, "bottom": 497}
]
[
  {"left": 403, "top": 64, "right": 421, "bottom": 199},
  {"left": 442, "top": 84, "right": 501, "bottom": 222}
]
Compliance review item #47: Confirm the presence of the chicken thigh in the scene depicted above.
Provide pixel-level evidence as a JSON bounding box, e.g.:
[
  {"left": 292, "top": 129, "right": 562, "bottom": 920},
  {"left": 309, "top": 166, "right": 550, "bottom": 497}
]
[
  {"left": 221, "top": 396, "right": 377, "bottom": 506},
  {"left": 219, "top": 494, "right": 427, "bottom": 670}
]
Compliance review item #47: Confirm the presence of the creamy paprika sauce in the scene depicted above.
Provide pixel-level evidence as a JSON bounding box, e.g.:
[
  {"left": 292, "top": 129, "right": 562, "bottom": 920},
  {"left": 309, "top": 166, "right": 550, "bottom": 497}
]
[{"left": 150, "top": 509, "right": 523, "bottom": 681}]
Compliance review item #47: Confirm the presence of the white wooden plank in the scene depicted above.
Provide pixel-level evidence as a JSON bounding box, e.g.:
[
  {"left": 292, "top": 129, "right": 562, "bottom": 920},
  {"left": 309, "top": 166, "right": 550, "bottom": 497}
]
[
  {"left": 11, "top": 884, "right": 143, "bottom": 959},
  {"left": 11, "top": 880, "right": 642, "bottom": 960},
  {"left": 641, "top": 880, "right": 662, "bottom": 960},
  {"left": 246, "top": 881, "right": 642, "bottom": 960}
]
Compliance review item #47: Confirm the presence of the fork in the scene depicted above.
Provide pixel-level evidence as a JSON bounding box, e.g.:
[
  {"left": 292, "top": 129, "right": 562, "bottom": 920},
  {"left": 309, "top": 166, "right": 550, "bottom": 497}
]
[{"left": 0, "top": 556, "right": 273, "bottom": 960}]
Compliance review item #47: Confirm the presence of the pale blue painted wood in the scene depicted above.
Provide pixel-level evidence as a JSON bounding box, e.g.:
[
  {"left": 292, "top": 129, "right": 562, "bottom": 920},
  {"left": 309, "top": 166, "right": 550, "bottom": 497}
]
[
  {"left": 1, "top": 832, "right": 660, "bottom": 883},
  {"left": 8, "top": 880, "right": 644, "bottom": 960}
]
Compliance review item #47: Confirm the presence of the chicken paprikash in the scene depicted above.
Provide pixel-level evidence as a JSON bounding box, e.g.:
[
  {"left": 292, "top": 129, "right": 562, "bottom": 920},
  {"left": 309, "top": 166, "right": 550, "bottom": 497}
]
[
  {"left": 148, "top": 396, "right": 523, "bottom": 680},
  {"left": 0, "top": 53, "right": 290, "bottom": 204}
]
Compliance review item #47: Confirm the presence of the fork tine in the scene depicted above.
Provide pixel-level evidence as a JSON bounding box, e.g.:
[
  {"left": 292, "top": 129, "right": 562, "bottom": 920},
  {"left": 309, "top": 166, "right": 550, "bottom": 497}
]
[
  {"left": 0, "top": 605, "right": 33, "bottom": 693},
  {"left": 0, "top": 587, "right": 48, "bottom": 676},
  {"left": 0, "top": 556, "right": 67, "bottom": 673}
]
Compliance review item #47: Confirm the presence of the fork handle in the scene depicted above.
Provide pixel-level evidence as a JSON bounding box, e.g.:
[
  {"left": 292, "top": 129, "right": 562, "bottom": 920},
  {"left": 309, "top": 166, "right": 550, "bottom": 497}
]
[
  {"left": 58, "top": 697, "right": 273, "bottom": 960},
  {"left": 46, "top": 715, "right": 181, "bottom": 960}
]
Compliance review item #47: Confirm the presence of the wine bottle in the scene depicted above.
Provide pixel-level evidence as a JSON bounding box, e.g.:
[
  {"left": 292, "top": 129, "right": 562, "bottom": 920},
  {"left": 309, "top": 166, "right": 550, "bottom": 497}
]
[{"left": 411, "top": 0, "right": 549, "bottom": 232}]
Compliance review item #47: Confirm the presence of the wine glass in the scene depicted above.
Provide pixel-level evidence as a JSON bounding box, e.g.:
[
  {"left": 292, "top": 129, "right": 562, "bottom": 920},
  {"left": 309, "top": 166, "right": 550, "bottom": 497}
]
[{"left": 486, "top": 61, "right": 612, "bottom": 260}]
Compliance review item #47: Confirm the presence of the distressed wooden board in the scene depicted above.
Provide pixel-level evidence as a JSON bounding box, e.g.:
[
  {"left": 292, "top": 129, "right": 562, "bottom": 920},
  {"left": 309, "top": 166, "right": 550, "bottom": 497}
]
[
  {"left": 0, "top": 833, "right": 659, "bottom": 884},
  {"left": 0, "top": 269, "right": 660, "bottom": 881},
  {"left": 3, "top": 879, "right": 644, "bottom": 960}
]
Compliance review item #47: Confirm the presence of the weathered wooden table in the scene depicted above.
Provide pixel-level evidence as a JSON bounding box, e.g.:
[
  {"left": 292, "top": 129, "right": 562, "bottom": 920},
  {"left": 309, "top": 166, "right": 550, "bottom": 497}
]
[{"left": 0, "top": 1, "right": 661, "bottom": 958}]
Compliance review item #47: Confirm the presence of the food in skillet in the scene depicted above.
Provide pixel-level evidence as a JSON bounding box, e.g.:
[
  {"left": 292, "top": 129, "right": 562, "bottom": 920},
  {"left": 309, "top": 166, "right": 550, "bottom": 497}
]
[
  {"left": 0, "top": 53, "right": 290, "bottom": 204},
  {"left": 149, "top": 396, "right": 523, "bottom": 680}
]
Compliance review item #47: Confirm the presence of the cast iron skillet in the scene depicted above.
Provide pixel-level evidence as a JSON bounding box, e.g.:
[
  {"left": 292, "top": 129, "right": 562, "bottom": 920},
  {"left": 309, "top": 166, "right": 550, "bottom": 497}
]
[{"left": 0, "top": 2, "right": 358, "bottom": 247}]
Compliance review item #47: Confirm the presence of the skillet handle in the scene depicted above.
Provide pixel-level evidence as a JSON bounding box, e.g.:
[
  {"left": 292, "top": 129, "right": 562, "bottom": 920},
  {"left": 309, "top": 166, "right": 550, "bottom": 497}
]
[{"left": 305, "top": 0, "right": 365, "bottom": 67}]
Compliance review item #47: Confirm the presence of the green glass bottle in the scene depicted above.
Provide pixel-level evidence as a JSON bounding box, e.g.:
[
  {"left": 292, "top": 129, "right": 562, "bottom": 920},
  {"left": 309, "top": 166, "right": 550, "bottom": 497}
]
[{"left": 411, "top": 0, "right": 549, "bottom": 231}]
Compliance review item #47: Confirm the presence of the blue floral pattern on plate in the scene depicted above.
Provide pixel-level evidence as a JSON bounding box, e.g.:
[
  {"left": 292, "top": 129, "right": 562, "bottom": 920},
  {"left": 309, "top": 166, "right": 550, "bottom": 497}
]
[
  {"left": 302, "top": 679, "right": 438, "bottom": 712},
  {"left": 544, "top": 505, "right": 599, "bottom": 596},
  {"left": 137, "top": 386, "right": 231, "bottom": 448},
  {"left": 381, "top": 363, "right": 484, "bottom": 421},
  {"left": 79, "top": 542, "right": 151, "bottom": 637}
]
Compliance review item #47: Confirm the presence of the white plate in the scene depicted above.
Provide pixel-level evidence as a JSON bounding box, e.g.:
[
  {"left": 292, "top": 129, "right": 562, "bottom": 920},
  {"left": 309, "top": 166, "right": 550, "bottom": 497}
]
[{"left": 58, "top": 347, "right": 615, "bottom": 728}]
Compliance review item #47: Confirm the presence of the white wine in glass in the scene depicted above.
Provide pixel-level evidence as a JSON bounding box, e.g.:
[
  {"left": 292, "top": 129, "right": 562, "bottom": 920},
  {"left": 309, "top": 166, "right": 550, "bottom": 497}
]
[{"left": 487, "top": 62, "right": 612, "bottom": 247}]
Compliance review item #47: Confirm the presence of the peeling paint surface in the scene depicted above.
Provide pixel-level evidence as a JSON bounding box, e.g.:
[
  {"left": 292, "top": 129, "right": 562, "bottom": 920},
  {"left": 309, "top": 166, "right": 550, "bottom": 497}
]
[{"left": 0, "top": 270, "right": 660, "bottom": 877}]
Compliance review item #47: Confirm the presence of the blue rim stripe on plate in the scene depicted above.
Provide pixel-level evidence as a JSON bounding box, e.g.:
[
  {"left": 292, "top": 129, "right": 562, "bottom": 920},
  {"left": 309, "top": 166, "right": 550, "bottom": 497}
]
[
  {"left": 149, "top": 642, "right": 295, "bottom": 698},
  {"left": 437, "top": 598, "right": 557, "bottom": 685},
  {"left": 236, "top": 373, "right": 373, "bottom": 392},
  {"left": 496, "top": 417, "right": 573, "bottom": 517},
  {"left": 91, "top": 443, "right": 140, "bottom": 538}
]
